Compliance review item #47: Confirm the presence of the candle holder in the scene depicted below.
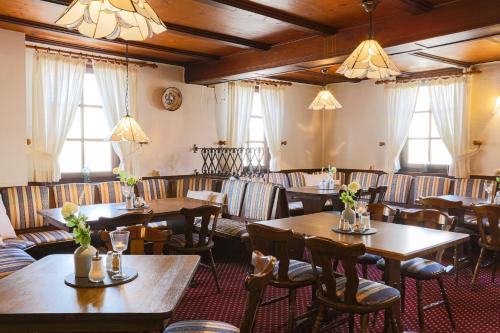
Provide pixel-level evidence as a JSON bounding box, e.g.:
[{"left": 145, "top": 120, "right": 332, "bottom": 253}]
[{"left": 109, "top": 230, "right": 130, "bottom": 280}]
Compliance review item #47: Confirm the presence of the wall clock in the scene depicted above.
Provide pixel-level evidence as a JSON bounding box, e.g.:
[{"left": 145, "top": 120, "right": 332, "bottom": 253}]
[{"left": 162, "top": 87, "right": 183, "bottom": 111}]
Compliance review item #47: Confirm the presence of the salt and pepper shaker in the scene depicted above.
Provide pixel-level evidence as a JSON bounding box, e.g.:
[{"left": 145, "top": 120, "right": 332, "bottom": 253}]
[
  {"left": 88, "top": 251, "right": 105, "bottom": 283},
  {"left": 105, "top": 251, "right": 114, "bottom": 272}
]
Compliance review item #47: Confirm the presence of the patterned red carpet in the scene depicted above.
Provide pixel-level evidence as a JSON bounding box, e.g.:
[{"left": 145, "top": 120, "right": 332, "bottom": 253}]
[{"left": 170, "top": 250, "right": 500, "bottom": 333}]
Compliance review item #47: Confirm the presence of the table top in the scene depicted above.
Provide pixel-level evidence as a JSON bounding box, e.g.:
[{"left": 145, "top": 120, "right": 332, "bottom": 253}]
[
  {"left": 287, "top": 186, "right": 340, "bottom": 196},
  {"left": 0, "top": 254, "right": 199, "bottom": 321},
  {"left": 436, "top": 195, "right": 490, "bottom": 207},
  {"left": 257, "top": 212, "right": 469, "bottom": 261}
]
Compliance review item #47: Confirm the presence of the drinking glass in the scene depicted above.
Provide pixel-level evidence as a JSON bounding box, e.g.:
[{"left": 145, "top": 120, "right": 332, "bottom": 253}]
[
  {"left": 484, "top": 183, "right": 493, "bottom": 202},
  {"left": 361, "top": 213, "right": 371, "bottom": 230},
  {"left": 109, "top": 230, "right": 130, "bottom": 280}
]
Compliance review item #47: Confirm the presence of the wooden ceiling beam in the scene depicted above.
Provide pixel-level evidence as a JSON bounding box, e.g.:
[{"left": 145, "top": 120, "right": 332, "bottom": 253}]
[
  {"left": 196, "top": 0, "right": 337, "bottom": 35},
  {"left": 400, "top": 0, "right": 434, "bottom": 13},
  {"left": 185, "top": 0, "right": 500, "bottom": 84},
  {"left": 40, "top": 0, "right": 270, "bottom": 50},
  {"left": 411, "top": 51, "right": 475, "bottom": 68},
  {"left": 299, "top": 70, "right": 362, "bottom": 84}
]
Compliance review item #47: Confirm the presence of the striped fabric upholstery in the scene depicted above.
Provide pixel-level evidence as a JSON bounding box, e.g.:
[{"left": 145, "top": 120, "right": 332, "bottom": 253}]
[
  {"left": 335, "top": 276, "right": 400, "bottom": 306},
  {"left": 53, "top": 183, "right": 95, "bottom": 207},
  {"left": 243, "top": 182, "right": 276, "bottom": 221},
  {"left": 453, "top": 178, "right": 497, "bottom": 200},
  {"left": 164, "top": 320, "right": 239, "bottom": 333},
  {"left": 287, "top": 172, "right": 305, "bottom": 187},
  {"left": 148, "top": 221, "right": 168, "bottom": 228},
  {"left": 350, "top": 172, "right": 379, "bottom": 190},
  {"left": 265, "top": 172, "right": 290, "bottom": 188},
  {"left": 195, "top": 217, "right": 247, "bottom": 239},
  {"left": 17, "top": 230, "right": 74, "bottom": 245},
  {"left": 137, "top": 178, "right": 169, "bottom": 201},
  {"left": 97, "top": 181, "right": 124, "bottom": 204},
  {"left": 412, "top": 176, "right": 452, "bottom": 204},
  {"left": 377, "top": 174, "right": 413, "bottom": 204},
  {"left": 175, "top": 176, "right": 215, "bottom": 198},
  {"left": 377, "top": 257, "right": 445, "bottom": 280},
  {"left": 221, "top": 180, "right": 247, "bottom": 216},
  {"left": 273, "top": 259, "right": 316, "bottom": 282},
  {"left": 1, "top": 186, "right": 50, "bottom": 230},
  {"left": 0, "top": 248, "right": 35, "bottom": 279},
  {"left": 1, "top": 239, "right": 35, "bottom": 250}
]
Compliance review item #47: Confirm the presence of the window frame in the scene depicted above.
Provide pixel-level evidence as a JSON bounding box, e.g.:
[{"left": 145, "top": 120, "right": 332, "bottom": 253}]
[{"left": 244, "top": 86, "right": 270, "bottom": 171}]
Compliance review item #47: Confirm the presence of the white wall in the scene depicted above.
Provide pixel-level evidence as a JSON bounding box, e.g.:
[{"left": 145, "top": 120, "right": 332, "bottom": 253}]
[{"left": 0, "top": 29, "right": 27, "bottom": 186}]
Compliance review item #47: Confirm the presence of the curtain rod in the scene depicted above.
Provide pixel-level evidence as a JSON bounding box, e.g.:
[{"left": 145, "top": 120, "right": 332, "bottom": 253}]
[
  {"left": 26, "top": 44, "right": 158, "bottom": 69},
  {"left": 242, "top": 79, "right": 292, "bottom": 86},
  {"left": 375, "top": 69, "right": 480, "bottom": 85}
]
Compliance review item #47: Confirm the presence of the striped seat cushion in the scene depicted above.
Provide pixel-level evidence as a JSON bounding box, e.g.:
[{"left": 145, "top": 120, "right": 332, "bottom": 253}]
[
  {"left": 164, "top": 320, "right": 239, "bottom": 333},
  {"left": 1, "top": 186, "right": 50, "bottom": 230},
  {"left": 1, "top": 238, "right": 35, "bottom": 250},
  {"left": 52, "top": 183, "right": 95, "bottom": 207},
  {"left": 243, "top": 182, "right": 276, "bottom": 221},
  {"left": 273, "top": 259, "right": 316, "bottom": 282},
  {"left": 97, "top": 181, "right": 124, "bottom": 204},
  {"left": 287, "top": 172, "right": 305, "bottom": 187},
  {"left": 377, "top": 174, "right": 413, "bottom": 204},
  {"left": 357, "top": 253, "right": 382, "bottom": 265},
  {"left": 195, "top": 217, "right": 247, "bottom": 240},
  {"left": 17, "top": 230, "right": 74, "bottom": 245},
  {"left": 0, "top": 247, "right": 35, "bottom": 279},
  {"left": 453, "top": 178, "right": 497, "bottom": 200},
  {"left": 148, "top": 221, "right": 169, "bottom": 228},
  {"left": 175, "top": 176, "right": 215, "bottom": 198},
  {"left": 335, "top": 276, "right": 400, "bottom": 306},
  {"left": 137, "top": 179, "right": 169, "bottom": 201},
  {"left": 265, "top": 172, "right": 290, "bottom": 188},
  {"left": 288, "top": 201, "right": 304, "bottom": 211},
  {"left": 412, "top": 176, "right": 452, "bottom": 204},
  {"left": 377, "top": 257, "right": 445, "bottom": 280},
  {"left": 350, "top": 172, "right": 379, "bottom": 190},
  {"left": 221, "top": 180, "right": 247, "bottom": 216}
]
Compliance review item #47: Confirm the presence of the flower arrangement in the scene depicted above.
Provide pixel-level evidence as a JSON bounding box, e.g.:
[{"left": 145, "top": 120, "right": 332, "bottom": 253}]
[
  {"left": 62, "top": 202, "right": 91, "bottom": 247},
  {"left": 113, "top": 167, "right": 141, "bottom": 186},
  {"left": 321, "top": 165, "right": 337, "bottom": 176},
  {"left": 340, "top": 181, "right": 361, "bottom": 209}
]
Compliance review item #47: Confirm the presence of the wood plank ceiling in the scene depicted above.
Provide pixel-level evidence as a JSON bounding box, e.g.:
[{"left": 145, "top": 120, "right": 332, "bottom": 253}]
[{"left": 0, "top": 0, "right": 498, "bottom": 85}]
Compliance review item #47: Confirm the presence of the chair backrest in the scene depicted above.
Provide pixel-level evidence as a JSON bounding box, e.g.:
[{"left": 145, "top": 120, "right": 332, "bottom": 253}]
[
  {"left": 453, "top": 178, "right": 497, "bottom": 201},
  {"left": 367, "top": 203, "right": 397, "bottom": 223},
  {"left": 137, "top": 178, "right": 169, "bottom": 201},
  {"left": 366, "top": 186, "right": 388, "bottom": 204},
  {"left": 410, "top": 176, "right": 452, "bottom": 204},
  {"left": 242, "top": 182, "right": 277, "bottom": 221},
  {"left": 180, "top": 205, "right": 221, "bottom": 248},
  {"left": 265, "top": 172, "right": 290, "bottom": 188},
  {"left": 239, "top": 250, "right": 277, "bottom": 333},
  {"left": 97, "top": 181, "right": 124, "bottom": 204},
  {"left": 350, "top": 172, "right": 379, "bottom": 190},
  {"left": 52, "top": 183, "right": 95, "bottom": 207},
  {"left": 377, "top": 174, "right": 413, "bottom": 204},
  {"left": 99, "top": 225, "right": 169, "bottom": 255},
  {"left": 305, "top": 236, "right": 366, "bottom": 306},
  {"left": 287, "top": 172, "right": 305, "bottom": 187},
  {"left": 1, "top": 186, "right": 50, "bottom": 230},
  {"left": 97, "top": 211, "right": 154, "bottom": 231},
  {"left": 419, "top": 196, "right": 464, "bottom": 220},
  {"left": 472, "top": 205, "right": 500, "bottom": 249},
  {"left": 399, "top": 209, "right": 455, "bottom": 231}
]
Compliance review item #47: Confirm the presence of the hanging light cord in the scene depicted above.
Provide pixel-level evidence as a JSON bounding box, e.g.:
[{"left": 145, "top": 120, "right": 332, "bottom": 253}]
[
  {"left": 368, "top": 9, "right": 373, "bottom": 39},
  {"left": 125, "top": 43, "right": 130, "bottom": 117}
]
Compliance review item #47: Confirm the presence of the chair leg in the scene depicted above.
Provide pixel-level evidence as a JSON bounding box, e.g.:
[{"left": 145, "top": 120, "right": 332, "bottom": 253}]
[
  {"left": 362, "top": 264, "right": 368, "bottom": 279},
  {"left": 492, "top": 253, "right": 498, "bottom": 283},
  {"left": 438, "top": 276, "right": 456, "bottom": 330},
  {"left": 312, "top": 303, "right": 325, "bottom": 333},
  {"left": 207, "top": 249, "right": 221, "bottom": 293},
  {"left": 454, "top": 245, "right": 459, "bottom": 285},
  {"left": 400, "top": 276, "right": 406, "bottom": 314},
  {"left": 388, "top": 307, "right": 399, "bottom": 333},
  {"left": 360, "top": 314, "right": 369, "bottom": 333},
  {"left": 287, "top": 289, "right": 297, "bottom": 333},
  {"left": 333, "top": 259, "right": 339, "bottom": 272},
  {"left": 348, "top": 313, "right": 355, "bottom": 333},
  {"left": 471, "top": 248, "right": 486, "bottom": 287},
  {"left": 416, "top": 280, "right": 425, "bottom": 333}
]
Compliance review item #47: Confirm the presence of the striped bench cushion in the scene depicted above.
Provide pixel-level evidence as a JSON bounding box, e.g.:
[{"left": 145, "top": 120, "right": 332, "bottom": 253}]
[
  {"left": 164, "top": 320, "right": 239, "bottom": 333},
  {"left": 335, "top": 276, "right": 400, "bottom": 306},
  {"left": 17, "top": 230, "right": 74, "bottom": 245},
  {"left": 53, "top": 183, "right": 95, "bottom": 207},
  {"left": 221, "top": 179, "right": 247, "bottom": 216},
  {"left": 350, "top": 172, "right": 379, "bottom": 190},
  {"left": 412, "top": 176, "right": 452, "bottom": 204},
  {"left": 97, "top": 181, "right": 124, "bottom": 204},
  {"left": 243, "top": 182, "right": 276, "bottom": 221},
  {"left": 1, "top": 238, "right": 35, "bottom": 250},
  {"left": 195, "top": 217, "right": 247, "bottom": 240},
  {"left": 288, "top": 172, "right": 305, "bottom": 187},
  {"left": 377, "top": 174, "right": 413, "bottom": 204},
  {"left": 1, "top": 186, "right": 50, "bottom": 230},
  {"left": 266, "top": 172, "right": 290, "bottom": 188},
  {"left": 175, "top": 176, "right": 216, "bottom": 198},
  {"left": 453, "top": 178, "right": 497, "bottom": 200},
  {"left": 138, "top": 179, "right": 169, "bottom": 201},
  {"left": 0, "top": 247, "right": 35, "bottom": 279}
]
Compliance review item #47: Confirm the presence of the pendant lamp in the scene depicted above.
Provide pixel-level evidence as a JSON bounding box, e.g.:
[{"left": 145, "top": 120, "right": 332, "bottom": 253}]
[
  {"left": 308, "top": 68, "right": 342, "bottom": 110},
  {"left": 55, "top": 0, "right": 167, "bottom": 41},
  {"left": 337, "top": 0, "right": 400, "bottom": 80}
]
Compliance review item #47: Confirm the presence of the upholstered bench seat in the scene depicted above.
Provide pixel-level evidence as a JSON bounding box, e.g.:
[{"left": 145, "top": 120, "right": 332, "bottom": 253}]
[
  {"left": 335, "top": 276, "right": 400, "bottom": 306},
  {"left": 0, "top": 247, "right": 35, "bottom": 279},
  {"left": 17, "top": 230, "right": 74, "bottom": 246},
  {"left": 377, "top": 257, "right": 445, "bottom": 280},
  {"left": 194, "top": 217, "right": 247, "bottom": 240},
  {"left": 164, "top": 320, "right": 239, "bottom": 333},
  {"left": 1, "top": 238, "right": 36, "bottom": 250}
]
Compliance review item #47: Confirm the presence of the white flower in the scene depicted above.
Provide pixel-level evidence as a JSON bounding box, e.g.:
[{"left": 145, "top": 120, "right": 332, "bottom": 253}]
[
  {"left": 61, "top": 202, "right": 78, "bottom": 219},
  {"left": 112, "top": 167, "right": 121, "bottom": 175},
  {"left": 330, "top": 166, "right": 337, "bottom": 174},
  {"left": 348, "top": 181, "right": 361, "bottom": 194},
  {"left": 341, "top": 184, "right": 348, "bottom": 191}
]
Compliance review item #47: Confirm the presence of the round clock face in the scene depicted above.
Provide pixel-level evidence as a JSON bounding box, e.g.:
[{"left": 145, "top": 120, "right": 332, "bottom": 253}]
[{"left": 162, "top": 87, "right": 182, "bottom": 111}]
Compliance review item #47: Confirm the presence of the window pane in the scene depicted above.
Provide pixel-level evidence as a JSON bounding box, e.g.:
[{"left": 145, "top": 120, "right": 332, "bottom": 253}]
[
  {"left": 59, "top": 141, "right": 82, "bottom": 173},
  {"left": 83, "top": 107, "right": 110, "bottom": 139},
  {"left": 251, "top": 92, "right": 262, "bottom": 116},
  {"left": 430, "top": 115, "right": 440, "bottom": 137},
  {"left": 249, "top": 117, "right": 265, "bottom": 141},
  {"left": 409, "top": 112, "right": 430, "bottom": 138},
  {"left": 66, "top": 108, "right": 82, "bottom": 139},
  {"left": 83, "top": 142, "right": 112, "bottom": 172},
  {"left": 83, "top": 73, "right": 102, "bottom": 106},
  {"left": 407, "top": 139, "right": 429, "bottom": 164},
  {"left": 430, "top": 140, "right": 452, "bottom": 165},
  {"left": 415, "top": 86, "right": 430, "bottom": 111}
]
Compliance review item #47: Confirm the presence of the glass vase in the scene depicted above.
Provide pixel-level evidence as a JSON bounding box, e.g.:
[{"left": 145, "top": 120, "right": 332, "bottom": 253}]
[{"left": 341, "top": 203, "right": 356, "bottom": 226}]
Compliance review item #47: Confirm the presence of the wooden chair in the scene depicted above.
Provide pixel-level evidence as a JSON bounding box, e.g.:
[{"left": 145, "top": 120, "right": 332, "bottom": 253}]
[
  {"left": 359, "top": 186, "right": 388, "bottom": 204},
  {"left": 471, "top": 205, "right": 500, "bottom": 286},
  {"left": 96, "top": 211, "right": 155, "bottom": 231},
  {"left": 164, "top": 205, "right": 222, "bottom": 293},
  {"left": 246, "top": 223, "right": 314, "bottom": 333},
  {"left": 305, "top": 236, "right": 400, "bottom": 333},
  {"left": 377, "top": 209, "right": 457, "bottom": 332},
  {"left": 163, "top": 251, "right": 276, "bottom": 333},
  {"left": 99, "top": 225, "right": 170, "bottom": 255}
]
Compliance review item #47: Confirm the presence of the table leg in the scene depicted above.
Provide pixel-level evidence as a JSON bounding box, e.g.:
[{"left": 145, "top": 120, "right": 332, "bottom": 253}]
[{"left": 384, "top": 258, "right": 403, "bottom": 333}]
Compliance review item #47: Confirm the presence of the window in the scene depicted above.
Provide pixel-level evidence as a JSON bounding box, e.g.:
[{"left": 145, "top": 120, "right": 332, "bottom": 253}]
[
  {"left": 59, "top": 72, "right": 115, "bottom": 174},
  {"left": 245, "top": 89, "right": 269, "bottom": 168},
  {"left": 401, "top": 86, "right": 451, "bottom": 170}
]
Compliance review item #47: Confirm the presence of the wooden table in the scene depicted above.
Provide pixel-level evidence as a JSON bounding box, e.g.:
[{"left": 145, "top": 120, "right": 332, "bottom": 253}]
[
  {"left": 0, "top": 254, "right": 200, "bottom": 333},
  {"left": 39, "top": 197, "right": 214, "bottom": 231},
  {"left": 286, "top": 187, "right": 341, "bottom": 214},
  {"left": 257, "top": 212, "right": 469, "bottom": 332},
  {"left": 434, "top": 195, "right": 490, "bottom": 208}
]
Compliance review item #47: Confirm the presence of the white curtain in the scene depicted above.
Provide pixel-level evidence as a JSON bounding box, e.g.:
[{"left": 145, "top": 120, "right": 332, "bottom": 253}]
[
  {"left": 260, "top": 85, "right": 285, "bottom": 171},
  {"left": 428, "top": 77, "right": 470, "bottom": 178},
  {"left": 93, "top": 61, "right": 138, "bottom": 174},
  {"left": 384, "top": 81, "right": 420, "bottom": 172},
  {"left": 227, "top": 81, "right": 255, "bottom": 147},
  {"left": 29, "top": 53, "right": 86, "bottom": 182},
  {"left": 214, "top": 82, "right": 229, "bottom": 143}
]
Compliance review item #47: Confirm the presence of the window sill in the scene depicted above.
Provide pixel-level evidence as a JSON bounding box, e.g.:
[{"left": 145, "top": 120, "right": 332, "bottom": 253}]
[{"left": 60, "top": 172, "right": 116, "bottom": 184}]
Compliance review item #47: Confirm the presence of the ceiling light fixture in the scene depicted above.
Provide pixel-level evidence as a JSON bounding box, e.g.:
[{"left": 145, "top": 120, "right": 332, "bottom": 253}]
[
  {"left": 308, "top": 68, "right": 342, "bottom": 111},
  {"left": 56, "top": 0, "right": 167, "bottom": 41},
  {"left": 337, "top": 0, "right": 400, "bottom": 80}
]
